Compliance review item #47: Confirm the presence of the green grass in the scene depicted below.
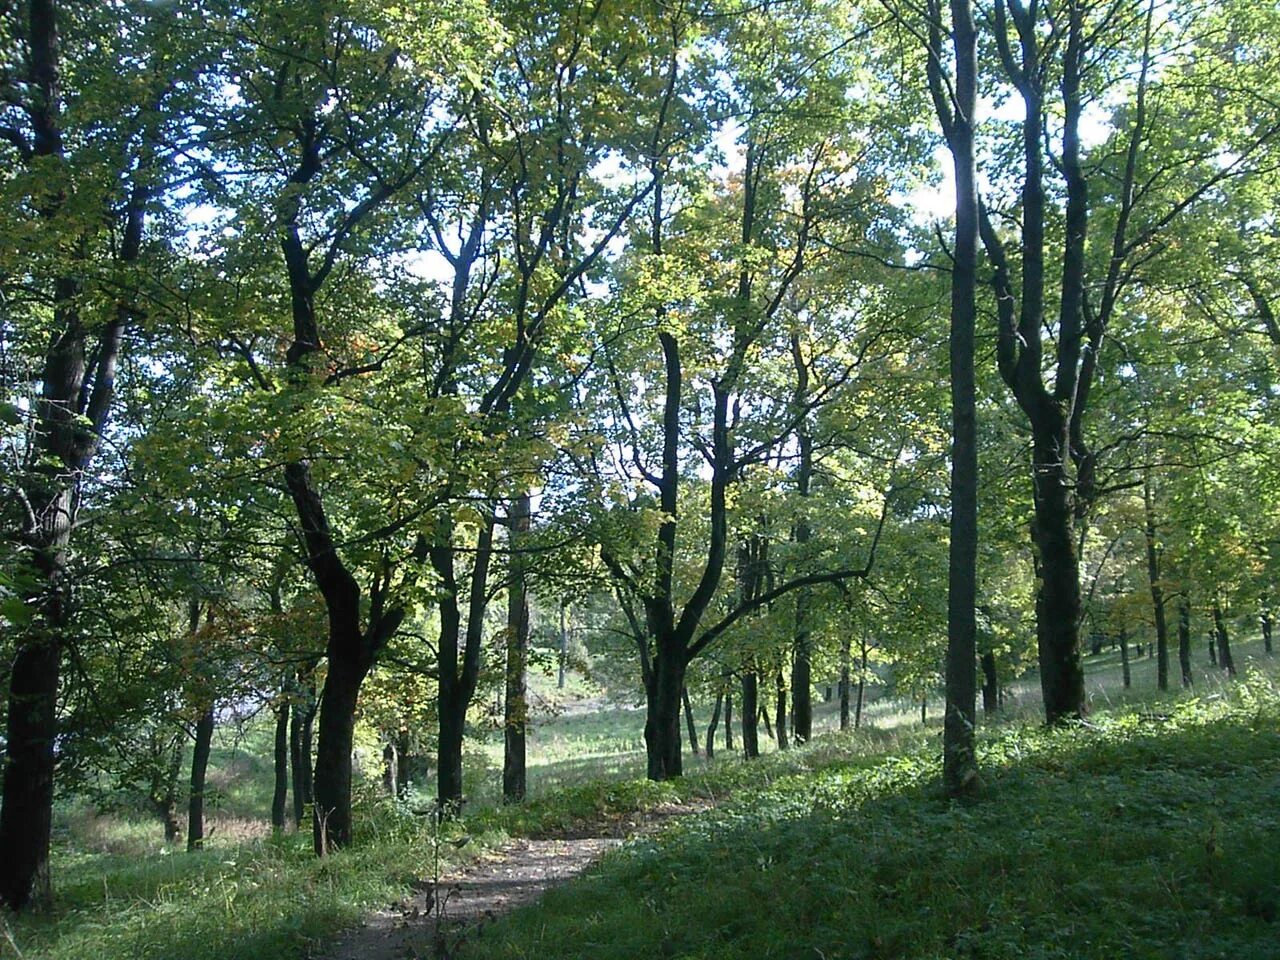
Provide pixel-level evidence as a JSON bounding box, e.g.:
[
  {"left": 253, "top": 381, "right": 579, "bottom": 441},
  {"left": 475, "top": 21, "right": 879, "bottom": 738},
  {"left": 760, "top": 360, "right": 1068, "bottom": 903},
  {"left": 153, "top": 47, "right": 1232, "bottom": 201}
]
[
  {"left": 460, "top": 672, "right": 1280, "bottom": 960},
  {"left": 16, "top": 645, "right": 1278, "bottom": 960}
]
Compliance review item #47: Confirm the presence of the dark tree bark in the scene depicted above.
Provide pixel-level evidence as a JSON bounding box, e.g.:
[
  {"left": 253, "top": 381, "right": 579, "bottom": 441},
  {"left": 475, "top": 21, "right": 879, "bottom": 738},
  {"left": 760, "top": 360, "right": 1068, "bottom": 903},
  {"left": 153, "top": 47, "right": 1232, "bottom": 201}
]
[
  {"left": 0, "top": 0, "right": 149, "bottom": 908},
  {"left": 682, "top": 687, "right": 699, "bottom": 755},
  {"left": 774, "top": 671, "right": 788, "bottom": 751},
  {"left": 290, "top": 667, "right": 318, "bottom": 827},
  {"left": 724, "top": 687, "right": 734, "bottom": 753},
  {"left": 976, "top": 0, "right": 1160, "bottom": 725},
  {"left": 789, "top": 335, "right": 815, "bottom": 745},
  {"left": 741, "top": 671, "right": 760, "bottom": 759},
  {"left": 271, "top": 701, "right": 290, "bottom": 830},
  {"left": 503, "top": 492, "right": 532, "bottom": 803},
  {"left": 1213, "top": 599, "right": 1236, "bottom": 677},
  {"left": 1119, "top": 627, "right": 1131, "bottom": 690},
  {"left": 187, "top": 702, "right": 216, "bottom": 852},
  {"left": 840, "top": 635, "right": 853, "bottom": 731},
  {"left": 1178, "top": 597, "right": 1194, "bottom": 687},
  {"left": 1142, "top": 477, "right": 1170, "bottom": 690},
  {"left": 705, "top": 688, "right": 722, "bottom": 760},
  {"left": 980, "top": 651, "right": 999, "bottom": 716},
  {"left": 1262, "top": 608, "right": 1273, "bottom": 655},
  {"left": 926, "top": 0, "right": 980, "bottom": 797}
]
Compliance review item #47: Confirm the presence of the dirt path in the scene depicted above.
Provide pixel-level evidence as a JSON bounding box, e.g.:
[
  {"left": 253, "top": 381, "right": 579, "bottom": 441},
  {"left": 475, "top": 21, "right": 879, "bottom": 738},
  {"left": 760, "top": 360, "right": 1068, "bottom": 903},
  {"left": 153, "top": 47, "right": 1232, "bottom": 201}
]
[{"left": 315, "top": 800, "right": 705, "bottom": 960}]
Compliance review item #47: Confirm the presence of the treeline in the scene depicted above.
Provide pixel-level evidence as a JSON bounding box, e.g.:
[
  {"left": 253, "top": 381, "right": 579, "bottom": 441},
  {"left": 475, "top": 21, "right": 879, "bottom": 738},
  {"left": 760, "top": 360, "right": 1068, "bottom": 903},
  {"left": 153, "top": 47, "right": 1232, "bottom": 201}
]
[{"left": 3, "top": 0, "right": 1280, "bottom": 912}]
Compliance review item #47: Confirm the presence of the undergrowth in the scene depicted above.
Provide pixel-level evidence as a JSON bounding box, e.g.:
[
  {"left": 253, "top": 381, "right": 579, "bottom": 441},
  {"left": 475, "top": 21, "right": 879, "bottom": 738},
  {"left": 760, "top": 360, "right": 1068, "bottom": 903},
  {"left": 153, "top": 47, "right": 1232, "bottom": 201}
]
[{"left": 462, "top": 673, "right": 1280, "bottom": 960}]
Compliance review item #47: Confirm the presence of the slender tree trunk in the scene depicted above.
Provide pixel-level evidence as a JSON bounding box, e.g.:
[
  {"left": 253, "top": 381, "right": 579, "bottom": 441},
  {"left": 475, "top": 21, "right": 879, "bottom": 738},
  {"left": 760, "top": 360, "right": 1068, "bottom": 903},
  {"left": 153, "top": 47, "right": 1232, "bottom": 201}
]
[
  {"left": 761, "top": 700, "right": 774, "bottom": 741},
  {"left": 1119, "top": 627, "right": 1131, "bottom": 689},
  {"left": 936, "top": 0, "right": 980, "bottom": 798},
  {"left": 1213, "top": 599, "right": 1236, "bottom": 677},
  {"left": 840, "top": 635, "right": 852, "bottom": 731},
  {"left": 558, "top": 602, "right": 569, "bottom": 689},
  {"left": 187, "top": 703, "right": 216, "bottom": 851},
  {"left": 724, "top": 686, "right": 734, "bottom": 752},
  {"left": 382, "top": 741, "right": 398, "bottom": 797},
  {"left": 1178, "top": 597, "right": 1194, "bottom": 687},
  {"left": 1142, "top": 477, "right": 1170, "bottom": 691},
  {"left": 396, "top": 728, "right": 411, "bottom": 799},
  {"left": 921, "top": 693, "right": 928, "bottom": 725},
  {"left": 682, "top": 687, "right": 699, "bottom": 755},
  {"left": 503, "top": 492, "right": 531, "bottom": 803},
  {"left": 271, "top": 701, "right": 290, "bottom": 830},
  {"left": 1262, "top": 608, "right": 1273, "bottom": 655},
  {"left": 705, "top": 689, "right": 722, "bottom": 760},
  {"left": 790, "top": 345, "right": 814, "bottom": 744},
  {"left": 152, "top": 737, "right": 184, "bottom": 844},
  {"left": 290, "top": 699, "right": 307, "bottom": 826},
  {"left": 775, "top": 671, "right": 788, "bottom": 751},
  {"left": 741, "top": 671, "right": 760, "bottom": 759},
  {"left": 980, "top": 652, "right": 998, "bottom": 716}
]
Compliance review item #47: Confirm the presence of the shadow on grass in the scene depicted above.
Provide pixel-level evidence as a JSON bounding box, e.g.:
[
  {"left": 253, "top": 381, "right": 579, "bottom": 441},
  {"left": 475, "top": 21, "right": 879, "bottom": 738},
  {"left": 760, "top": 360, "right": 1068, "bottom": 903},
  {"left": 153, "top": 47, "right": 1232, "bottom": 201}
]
[{"left": 460, "top": 694, "right": 1280, "bottom": 960}]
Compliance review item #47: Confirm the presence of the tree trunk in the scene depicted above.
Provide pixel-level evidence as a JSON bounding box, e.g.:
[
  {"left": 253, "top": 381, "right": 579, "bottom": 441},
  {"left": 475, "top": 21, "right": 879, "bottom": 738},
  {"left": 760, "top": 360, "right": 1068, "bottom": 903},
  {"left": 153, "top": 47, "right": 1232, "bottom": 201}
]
[
  {"left": 980, "top": 651, "right": 998, "bottom": 716},
  {"left": 1213, "top": 599, "right": 1236, "bottom": 677},
  {"left": 1119, "top": 627, "right": 1131, "bottom": 689},
  {"left": 921, "top": 693, "right": 928, "bottom": 725},
  {"left": 187, "top": 703, "right": 216, "bottom": 851},
  {"left": 932, "top": 0, "right": 981, "bottom": 798},
  {"left": 724, "top": 686, "right": 734, "bottom": 752},
  {"left": 643, "top": 641, "right": 686, "bottom": 779},
  {"left": 1031, "top": 437, "right": 1087, "bottom": 722},
  {"left": 705, "top": 689, "right": 722, "bottom": 760},
  {"left": 682, "top": 687, "right": 699, "bottom": 755},
  {"left": 1262, "top": 607, "right": 1273, "bottom": 655},
  {"left": 740, "top": 671, "right": 760, "bottom": 759},
  {"left": 271, "top": 701, "right": 290, "bottom": 830},
  {"left": 840, "top": 635, "right": 852, "bottom": 731},
  {"left": 312, "top": 641, "right": 371, "bottom": 852},
  {"left": 1142, "top": 477, "right": 1170, "bottom": 691},
  {"left": 151, "top": 736, "right": 184, "bottom": 844},
  {"left": 1178, "top": 597, "right": 1193, "bottom": 687},
  {"left": 503, "top": 492, "right": 531, "bottom": 803},
  {"left": 775, "top": 671, "right": 788, "bottom": 751},
  {"left": 558, "top": 602, "right": 569, "bottom": 689},
  {"left": 382, "top": 741, "right": 399, "bottom": 797}
]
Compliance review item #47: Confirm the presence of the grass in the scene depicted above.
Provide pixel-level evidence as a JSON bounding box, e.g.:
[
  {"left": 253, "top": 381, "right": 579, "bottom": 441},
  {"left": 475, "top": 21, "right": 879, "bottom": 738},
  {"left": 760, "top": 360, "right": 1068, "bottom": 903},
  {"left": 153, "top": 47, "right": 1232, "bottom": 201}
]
[
  {"left": 460, "top": 672, "right": 1280, "bottom": 960},
  {"left": 12, "top": 645, "right": 1278, "bottom": 960}
]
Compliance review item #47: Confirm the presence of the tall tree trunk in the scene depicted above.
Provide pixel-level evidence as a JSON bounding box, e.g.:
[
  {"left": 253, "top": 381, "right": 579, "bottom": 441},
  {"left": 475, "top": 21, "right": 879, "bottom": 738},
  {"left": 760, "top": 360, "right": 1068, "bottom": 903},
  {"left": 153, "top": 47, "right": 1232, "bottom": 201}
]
[
  {"left": 1213, "top": 599, "right": 1236, "bottom": 677},
  {"left": 271, "top": 701, "right": 290, "bottom": 830},
  {"left": 840, "top": 634, "right": 852, "bottom": 731},
  {"left": 775, "top": 671, "right": 788, "bottom": 751},
  {"left": 1119, "top": 626, "right": 1131, "bottom": 689},
  {"left": 1178, "top": 597, "right": 1194, "bottom": 687},
  {"left": 503, "top": 492, "right": 531, "bottom": 803},
  {"left": 740, "top": 671, "right": 760, "bottom": 759},
  {"left": 1262, "top": 607, "right": 1273, "bottom": 655},
  {"left": 187, "top": 702, "right": 216, "bottom": 851},
  {"left": 682, "top": 687, "right": 699, "bottom": 755},
  {"left": 932, "top": 0, "right": 980, "bottom": 797},
  {"left": 790, "top": 335, "right": 815, "bottom": 745},
  {"left": 980, "top": 651, "right": 998, "bottom": 716},
  {"left": 1142, "top": 477, "right": 1170, "bottom": 691}
]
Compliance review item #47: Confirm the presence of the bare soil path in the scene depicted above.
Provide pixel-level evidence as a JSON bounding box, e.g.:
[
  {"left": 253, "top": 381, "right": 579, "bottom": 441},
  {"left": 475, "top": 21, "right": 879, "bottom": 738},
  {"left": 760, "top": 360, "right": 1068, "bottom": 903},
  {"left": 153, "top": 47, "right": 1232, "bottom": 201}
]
[{"left": 314, "top": 800, "right": 707, "bottom": 960}]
